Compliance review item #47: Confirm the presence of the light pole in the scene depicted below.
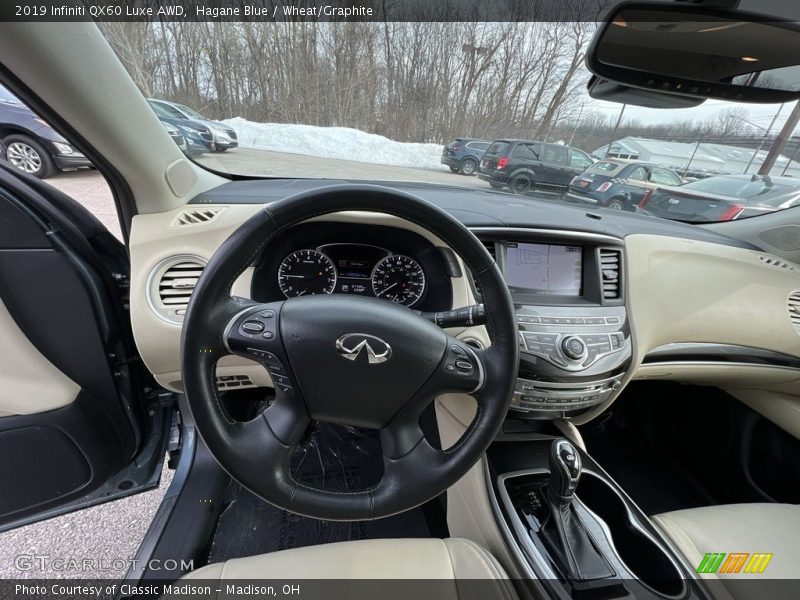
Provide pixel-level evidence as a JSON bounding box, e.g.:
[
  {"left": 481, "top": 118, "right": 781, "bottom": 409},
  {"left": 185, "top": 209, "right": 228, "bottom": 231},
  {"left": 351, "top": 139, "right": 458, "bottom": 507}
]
[
  {"left": 568, "top": 103, "right": 585, "bottom": 147},
  {"left": 604, "top": 104, "right": 627, "bottom": 158},
  {"left": 742, "top": 104, "right": 784, "bottom": 174}
]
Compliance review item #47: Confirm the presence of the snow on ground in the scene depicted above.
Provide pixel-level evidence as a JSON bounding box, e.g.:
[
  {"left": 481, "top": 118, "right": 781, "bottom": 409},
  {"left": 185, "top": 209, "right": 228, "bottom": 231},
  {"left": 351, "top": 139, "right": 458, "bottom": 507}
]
[{"left": 223, "top": 118, "right": 448, "bottom": 171}]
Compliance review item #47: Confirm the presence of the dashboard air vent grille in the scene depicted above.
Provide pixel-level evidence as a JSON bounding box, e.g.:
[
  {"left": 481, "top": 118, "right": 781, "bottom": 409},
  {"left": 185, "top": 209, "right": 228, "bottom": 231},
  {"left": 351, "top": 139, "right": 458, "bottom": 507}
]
[
  {"left": 172, "top": 207, "right": 224, "bottom": 227},
  {"left": 789, "top": 292, "right": 800, "bottom": 334},
  {"left": 148, "top": 256, "right": 207, "bottom": 324},
  {"left": 480, "top": 239, "right": 497, "bottom": 261},
  {"left": 599, "top": 248, "right": 622, "bottom": 300},
  {"left": 760, "top": 255, "right": 795, "bottom": 270}
]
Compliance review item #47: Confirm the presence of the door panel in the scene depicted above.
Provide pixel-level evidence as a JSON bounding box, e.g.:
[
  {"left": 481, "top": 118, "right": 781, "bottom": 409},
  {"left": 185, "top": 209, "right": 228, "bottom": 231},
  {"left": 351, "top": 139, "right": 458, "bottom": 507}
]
[
  {"left": 0, "top": 296, "right": 80, "bottom": 414},
  {"left": 541, "top": 144, "right": 571, "bottom": 185},
  {"left": 0, "top": 163, "right": 169, "bottom": 531}
]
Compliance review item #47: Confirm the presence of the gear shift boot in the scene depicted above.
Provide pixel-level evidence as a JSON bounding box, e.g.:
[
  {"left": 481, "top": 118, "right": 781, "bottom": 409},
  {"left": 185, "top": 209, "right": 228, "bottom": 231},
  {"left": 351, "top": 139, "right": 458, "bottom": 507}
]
[{"left": 543, "top": 439, "right": 614, "bottom": 582}]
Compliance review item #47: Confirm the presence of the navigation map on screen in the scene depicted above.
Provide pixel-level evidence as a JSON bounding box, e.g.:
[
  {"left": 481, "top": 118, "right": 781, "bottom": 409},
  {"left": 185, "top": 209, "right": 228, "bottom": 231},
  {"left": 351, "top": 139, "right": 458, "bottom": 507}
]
[{"left": 504, "top": 243, "right": 582, "bottom": 296}]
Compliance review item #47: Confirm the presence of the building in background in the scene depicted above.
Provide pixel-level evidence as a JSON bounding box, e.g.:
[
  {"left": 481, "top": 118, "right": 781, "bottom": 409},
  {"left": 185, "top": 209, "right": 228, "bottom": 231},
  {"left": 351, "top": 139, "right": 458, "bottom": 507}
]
[{"left": 593, "top": 137, "right": 800, "bottom": 178}]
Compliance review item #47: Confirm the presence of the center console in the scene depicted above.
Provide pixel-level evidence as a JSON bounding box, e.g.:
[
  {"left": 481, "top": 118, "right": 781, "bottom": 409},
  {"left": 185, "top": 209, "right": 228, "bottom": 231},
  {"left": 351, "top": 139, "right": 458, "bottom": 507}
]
[
  {"left": 487, "top": 436, "right": 711, "bottom": 600},
  {"left": 477, "top": 232, "right": 632, "bottom": 417}
]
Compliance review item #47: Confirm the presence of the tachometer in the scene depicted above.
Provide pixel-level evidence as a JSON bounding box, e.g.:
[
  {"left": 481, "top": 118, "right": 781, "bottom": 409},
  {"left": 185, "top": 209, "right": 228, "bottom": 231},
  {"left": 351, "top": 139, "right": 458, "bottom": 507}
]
[
  {"left": 278, "top": 249, "right": 337, "bottom": 297},
  {"left": 371, "top": 255, "right": 425, "bottom": 306}
]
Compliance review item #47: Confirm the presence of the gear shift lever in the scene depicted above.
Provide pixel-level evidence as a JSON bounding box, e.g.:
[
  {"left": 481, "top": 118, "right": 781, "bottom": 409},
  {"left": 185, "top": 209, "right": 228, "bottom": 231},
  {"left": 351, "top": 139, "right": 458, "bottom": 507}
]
[
  {"left": 548, "top": 439, "right": 582, "bottom": 510},
  {"left": 543, "top": 438, "right": 612, "bottom": 582}
]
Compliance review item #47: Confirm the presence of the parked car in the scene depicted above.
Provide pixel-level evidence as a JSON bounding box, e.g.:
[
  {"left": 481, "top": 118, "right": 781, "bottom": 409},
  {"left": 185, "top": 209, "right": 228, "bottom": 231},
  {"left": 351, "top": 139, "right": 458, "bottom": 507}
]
[
  {"left": 147, "top": 98, "right": 237, "bottom": 152},
  {"left": 566, "top": 159, "right": 684, "bottom": 210},
  {"left": 478, "top": 139, "right": 594, "bottom": 193},
  {"left": 156, "top": 117, "right": 209, "bottom": 157},
  {"left": 0, "top": 84, "right": 92, "bottom": 178},
  {"left": 441, "top": 138, "right": 491, "bottom": 175},
  {"left": 638, "top": 174, "right": 800, "bottom": 222},
  {"left": 148, "top": 100, "right": 217, "bottom": 153}
]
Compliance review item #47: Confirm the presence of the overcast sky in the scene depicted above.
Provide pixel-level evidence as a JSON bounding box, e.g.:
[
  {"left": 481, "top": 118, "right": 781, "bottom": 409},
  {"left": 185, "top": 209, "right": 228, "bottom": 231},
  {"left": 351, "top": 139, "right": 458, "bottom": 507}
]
[{"left": 585, "top": 97, "right": 797, "bottom": 135}]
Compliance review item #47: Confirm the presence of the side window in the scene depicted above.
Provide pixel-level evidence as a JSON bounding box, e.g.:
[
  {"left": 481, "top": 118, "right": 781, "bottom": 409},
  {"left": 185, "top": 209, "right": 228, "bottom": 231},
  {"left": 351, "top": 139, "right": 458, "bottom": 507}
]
[
  {"left": 472, "top": 142, "right": 490, "bottom": 152},
  {"left": 0, "top": 85, "right": 115, "bottom": 237},
  {"left": 569, "top": 149, "right": 593, "bottom": 169},
  {"left": 650, "top": 167, "right": 682, "bottom": 185},
  {"left": 542, "top": 144, "right": 568, "bottom": 165},
  {"left": 627, "top": 166, "right": 649, "bottom": 181},
  {"left": 511, "top": 143, "right": 538, "bottom": 160}
]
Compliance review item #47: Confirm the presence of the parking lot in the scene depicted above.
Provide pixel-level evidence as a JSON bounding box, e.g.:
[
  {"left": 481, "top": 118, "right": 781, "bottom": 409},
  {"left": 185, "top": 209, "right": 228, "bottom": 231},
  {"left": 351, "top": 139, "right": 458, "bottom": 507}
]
[{"left": 43, "top": 146, "right": 566, "bottom": 239}]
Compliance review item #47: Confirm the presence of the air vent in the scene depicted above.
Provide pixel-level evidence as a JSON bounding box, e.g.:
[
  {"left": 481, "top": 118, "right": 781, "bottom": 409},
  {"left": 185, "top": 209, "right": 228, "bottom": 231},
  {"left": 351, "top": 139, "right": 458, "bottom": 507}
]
[
  {"left": 789, "top": 292, "right": 800, "bottom": 334},
  {"left": 147, "top": 255, "right": 207, "bottom": 324},
  {"left": 171, "top": 207, "right": 224, "bottom": 227},
  {"left": 216, "top": 375, "right": 254, "bottom": 389},
  {"left": 480, "top": 239, "right": 497, "bottom": 261},
  {"left": 599, "top": 248, "right": 622, "bottom": 300},
  {"left": 760, "top": 255, "right": 795, "bottom": 271}
]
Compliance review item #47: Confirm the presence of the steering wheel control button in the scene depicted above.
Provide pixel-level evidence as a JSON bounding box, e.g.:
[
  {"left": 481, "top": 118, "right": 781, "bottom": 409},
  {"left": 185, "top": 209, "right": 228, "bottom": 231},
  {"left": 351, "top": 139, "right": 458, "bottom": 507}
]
[
  {"left": 455, "top": 359, "right": 473, "bottom": 372},
  {"left": 259, "top": 310, "right": 276, "bottom": 318},
  {"left": 262, "top": 331, "right": 275, "bottom": 339},
  {"left": 241, "top": 320, "right": 265, "bottom": 333},
  {"left": 562, "top": 336, "right": 587, "bottom": 361}
]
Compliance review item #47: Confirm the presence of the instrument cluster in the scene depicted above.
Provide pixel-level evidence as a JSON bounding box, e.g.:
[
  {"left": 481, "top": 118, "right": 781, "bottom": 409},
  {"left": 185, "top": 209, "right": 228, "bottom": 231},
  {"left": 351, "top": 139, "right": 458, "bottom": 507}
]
[
  {"left": 251, "top": 222, "right": 453, "bottom": 311},
  {"left": 276, "top": 244, "right": 426, "bottom": 307}
]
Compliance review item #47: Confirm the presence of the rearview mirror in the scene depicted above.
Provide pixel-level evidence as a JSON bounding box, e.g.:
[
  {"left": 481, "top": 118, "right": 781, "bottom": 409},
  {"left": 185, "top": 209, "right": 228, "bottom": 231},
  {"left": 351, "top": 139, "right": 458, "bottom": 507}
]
[{"left": 587, "top": 1, "right": 800, "bottom": 103}]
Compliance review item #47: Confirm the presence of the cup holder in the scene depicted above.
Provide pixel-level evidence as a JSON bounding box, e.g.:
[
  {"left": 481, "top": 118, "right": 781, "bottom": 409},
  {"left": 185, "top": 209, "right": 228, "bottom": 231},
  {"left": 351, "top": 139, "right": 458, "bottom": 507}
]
[{"left": 577, "top": 472, "right": 686, "bottom": 598}]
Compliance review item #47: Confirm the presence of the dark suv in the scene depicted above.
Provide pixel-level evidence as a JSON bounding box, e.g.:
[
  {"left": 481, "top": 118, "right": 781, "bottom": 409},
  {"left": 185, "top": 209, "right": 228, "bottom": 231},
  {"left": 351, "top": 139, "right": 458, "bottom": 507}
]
[
  {"left": 0, "top": 84, "right": 92, "bottom": 178},
  {"left": 441, "top": 138, "right": 491, "bottom": 175},
  {"left": 478, "top": 139, "right": 594, "bottom": 193}
]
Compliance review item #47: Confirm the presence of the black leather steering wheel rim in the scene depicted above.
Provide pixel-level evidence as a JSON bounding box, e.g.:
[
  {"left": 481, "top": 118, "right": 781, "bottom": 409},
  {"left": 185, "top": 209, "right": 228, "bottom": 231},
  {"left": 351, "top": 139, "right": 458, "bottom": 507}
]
[{"left": 181, "top": 184, "right": 518, "bottom": 520}]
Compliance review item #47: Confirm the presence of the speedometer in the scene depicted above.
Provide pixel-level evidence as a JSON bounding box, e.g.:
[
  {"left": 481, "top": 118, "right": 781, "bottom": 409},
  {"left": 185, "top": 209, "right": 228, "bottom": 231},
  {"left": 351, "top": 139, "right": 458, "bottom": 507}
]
[
  {"left": 371, "top": 255, "right": 425, "bottom": 306},
  {"left": 278, "top": 249, "right": 337, "bottom": 297}
]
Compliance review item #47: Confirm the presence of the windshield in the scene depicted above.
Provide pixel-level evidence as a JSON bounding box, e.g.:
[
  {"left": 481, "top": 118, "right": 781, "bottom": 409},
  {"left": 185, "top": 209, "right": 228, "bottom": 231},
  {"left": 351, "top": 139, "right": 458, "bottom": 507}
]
[
  {"left": 175, "top": 103, "right": 207, "bottom": 120},
  {"left": 100, "top": 22, "right": 800, "bottom": 224}
]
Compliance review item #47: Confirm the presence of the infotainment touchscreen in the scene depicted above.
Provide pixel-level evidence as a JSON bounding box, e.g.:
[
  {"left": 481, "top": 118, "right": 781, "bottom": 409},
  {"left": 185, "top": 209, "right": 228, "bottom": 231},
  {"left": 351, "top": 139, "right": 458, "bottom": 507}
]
[{"left": 503, "top": 242, "right": 582, "bottom": 296}]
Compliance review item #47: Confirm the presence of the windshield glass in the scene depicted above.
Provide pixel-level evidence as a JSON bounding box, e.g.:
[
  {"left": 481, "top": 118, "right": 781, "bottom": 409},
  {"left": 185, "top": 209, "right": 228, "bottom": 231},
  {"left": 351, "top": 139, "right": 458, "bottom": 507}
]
[
  {"left": 175, "top": 103, "right": 207, "bottom": 120},
  {"left": 100, "top": 22, "right": 800, "bottom": 224}
]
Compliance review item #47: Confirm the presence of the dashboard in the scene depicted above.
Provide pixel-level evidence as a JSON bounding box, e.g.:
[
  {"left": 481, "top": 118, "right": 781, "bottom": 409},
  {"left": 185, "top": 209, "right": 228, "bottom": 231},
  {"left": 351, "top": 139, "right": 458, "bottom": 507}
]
[{"left": 128, "top": 178, "right": 800, "bottom": 427}]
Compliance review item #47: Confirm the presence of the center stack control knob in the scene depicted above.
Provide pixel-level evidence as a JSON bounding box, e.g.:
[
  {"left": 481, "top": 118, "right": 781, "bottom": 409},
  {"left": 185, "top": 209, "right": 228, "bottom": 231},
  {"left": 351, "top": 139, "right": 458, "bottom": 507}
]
[{"left": 561, "top": 336, "right": 587, "bottom": 361}]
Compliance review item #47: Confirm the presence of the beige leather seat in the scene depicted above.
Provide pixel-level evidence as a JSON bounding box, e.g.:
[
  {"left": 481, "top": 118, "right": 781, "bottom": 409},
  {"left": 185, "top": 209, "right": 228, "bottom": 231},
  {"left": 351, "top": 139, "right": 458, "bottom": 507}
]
[
  {"left": 653, "top": 504, "right": 800, "bottom": 599},
  {"left": 180, "top": 538, "right": 517, "bottom": 600}
]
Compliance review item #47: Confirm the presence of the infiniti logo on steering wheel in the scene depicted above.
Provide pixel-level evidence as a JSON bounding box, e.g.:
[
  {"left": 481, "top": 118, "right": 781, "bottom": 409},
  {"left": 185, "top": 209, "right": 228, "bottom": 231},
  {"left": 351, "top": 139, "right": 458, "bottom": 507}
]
[{"left": 335, "top": 333, "right": 392, "bottom": 364}]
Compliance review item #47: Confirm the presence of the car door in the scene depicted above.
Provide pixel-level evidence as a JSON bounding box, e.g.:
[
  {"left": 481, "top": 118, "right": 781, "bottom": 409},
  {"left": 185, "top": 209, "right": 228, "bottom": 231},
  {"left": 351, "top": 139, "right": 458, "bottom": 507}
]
[
  {"left": 0, "top": 163, "right": 171, "bottom": 532},
  {"left": 568, "top": 148, "right": 594, "bottom": 180},
  {"left": 540, "top": 143, "right": 571, "bottom": 186},
  {"left": 618, "top": 164, "right": 651, "bottom": 206}
]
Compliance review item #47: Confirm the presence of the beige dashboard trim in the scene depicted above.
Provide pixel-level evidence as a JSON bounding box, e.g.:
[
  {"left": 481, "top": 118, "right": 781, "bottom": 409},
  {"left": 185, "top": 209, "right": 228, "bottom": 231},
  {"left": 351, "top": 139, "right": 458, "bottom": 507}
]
[
  {"left": 130, "top": 206, "right": 476, "bottom": 392},
  {"left": 572, "top": 233, "right": 800, "bottom": 425}
]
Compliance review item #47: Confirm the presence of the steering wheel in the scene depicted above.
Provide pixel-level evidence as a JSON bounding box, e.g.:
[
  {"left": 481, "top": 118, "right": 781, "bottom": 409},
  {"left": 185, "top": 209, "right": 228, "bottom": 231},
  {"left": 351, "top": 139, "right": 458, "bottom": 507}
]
[{"left": 182, "top": 184, "right": 518, "bottom": 520}]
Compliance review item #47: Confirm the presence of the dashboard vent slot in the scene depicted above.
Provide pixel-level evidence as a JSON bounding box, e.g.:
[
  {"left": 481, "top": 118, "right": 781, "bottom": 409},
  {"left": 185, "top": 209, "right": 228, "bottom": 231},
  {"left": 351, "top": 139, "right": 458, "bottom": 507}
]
[
  {"left": 599, "top": 249, "right": 622, "bottom": 300},
  {"left": 789, "top": 292, "right": 800, "bottom": 334},
  {"left": 216, "top": 375, "right": 254, "bottom": 390},
  {"left": 760, "top": 255, "right": 795, "bottom": 270},
  {"left": 148, "top": 256, "right": 207, "bottom": 324},
  {"left": 172, "top": 207, "right": 224, "bottom": 227},
  {"left": 480, "top": 239, "right": 497, "bottom": 261}
]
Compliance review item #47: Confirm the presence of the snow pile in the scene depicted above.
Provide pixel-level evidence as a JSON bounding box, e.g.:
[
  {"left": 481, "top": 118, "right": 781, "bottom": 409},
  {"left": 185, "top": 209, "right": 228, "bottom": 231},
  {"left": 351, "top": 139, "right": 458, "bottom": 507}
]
[{"left": 223, "top": 118, "right": 448, "bottom": 171}]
